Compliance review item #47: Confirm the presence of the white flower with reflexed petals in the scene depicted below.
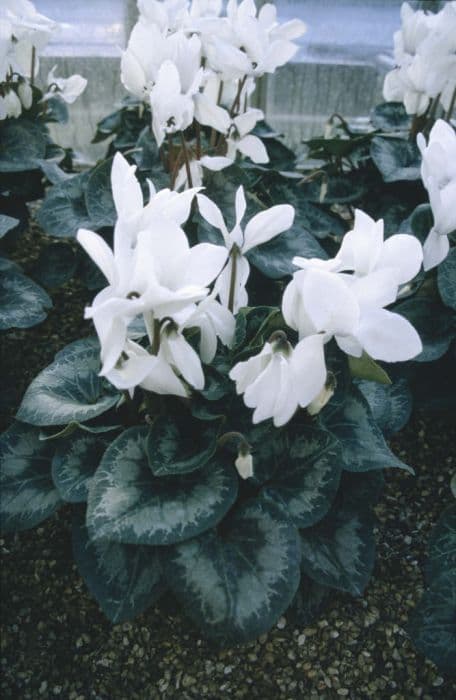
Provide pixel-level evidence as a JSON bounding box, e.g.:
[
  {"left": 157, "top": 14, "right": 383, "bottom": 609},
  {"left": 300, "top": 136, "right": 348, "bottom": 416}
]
[
  {"left": 43, "top": 65, "right": 87, "bottom": 104},
  {"left": 230, "top": 332, "right": 327, "bottom": 427},
  {"left": 197, "top": 185, "right": 294, "bottom": 312}
]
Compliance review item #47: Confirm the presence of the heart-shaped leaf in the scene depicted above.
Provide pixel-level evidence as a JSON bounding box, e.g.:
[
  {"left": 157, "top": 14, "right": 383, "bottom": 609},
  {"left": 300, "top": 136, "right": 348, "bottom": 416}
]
[
  {"left": 247, "top": 225, "right": 327, "bottom": 279},
  {"left": 371, "top": 102, "right": 411, "bottom": 132},
  {"left": 263, "top": 427, "right": 342, "bottom": 528},
  {"left": 395, "top": 296, "right": 455, "bottom": 362},
  {"left": 0, "top": 118, "right": 47, "bottom": 172},
  {"left": 371, "top": 136, "right": 421, "bottom": 182},
  {"left": 300, "top": 505, "right": 376, "bottom": 596},
  {"left": 146, "top": 415, "right": 220, "bottom": 476},
  {"left": 52, "top": 432, "right": 109, "bottom": 503},
  {"left": 407, "top": 571, "right": 456, "bottom": 675},
  {"left": 32, "top": 241, "right": 77, "bottom": 288},
  {"left": 438, "top": 248, "right": 456, "bottom": 310},
  {"left": 0, "top": 422, "right": 61, "bottom": 532},
  {"left": 167, "top": 496, "right": 301, "bottom": 644},
  {"left": 288, "top": 574, "right": 330, "bottom": 626},
  {"left": 87, "top": 426, "right": 238, "bottom": 545},
  {"left": 72, "top": 511, "right": 165, "bottom": 623},
  {"left": 37, "top": 171, "right": 93, "bottom": 237},
  {"left": 85, "top": 158, "right": 117, "bottom": 228},
  {"left": 17, "top": 338, "right": 120, "bottom": 426},
  {"left": 425, "top": 504, "right": 456, "bottom": 586},
  {"left": 321, "top": 387, "right": 412, "bottom": 472},
  {"left": 0, "top": 268, "right": 52, "bottom": 330},
  {"left": 356, "top": 377, "right": 413, "bottom": 437}
]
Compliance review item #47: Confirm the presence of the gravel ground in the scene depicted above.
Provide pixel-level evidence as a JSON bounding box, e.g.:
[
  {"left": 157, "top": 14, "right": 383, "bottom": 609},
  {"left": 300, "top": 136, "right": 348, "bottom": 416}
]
[{"left": 1, "top": 224, "right": 455, "bottom": 699}]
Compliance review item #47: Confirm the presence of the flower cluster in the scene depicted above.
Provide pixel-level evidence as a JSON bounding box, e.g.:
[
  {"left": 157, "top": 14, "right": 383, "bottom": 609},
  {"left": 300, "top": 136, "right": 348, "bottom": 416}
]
[
  {"left": 230, "top": 210, "right": 423, "bottom": 427},
  {"left": 0, "top": 0, "right": 86, "bottom": 120},
  {"left": 417, "top": 119, "right": 456, "bottom": 270},
  {"left": 383, "top": 1, "right": 456, "bottom": 117},
  {"left": 77, "top": 153, "right": 293, "bottom": 397},
  {"left": 121, "top": 0, "right": 306, "bottom": 185}
]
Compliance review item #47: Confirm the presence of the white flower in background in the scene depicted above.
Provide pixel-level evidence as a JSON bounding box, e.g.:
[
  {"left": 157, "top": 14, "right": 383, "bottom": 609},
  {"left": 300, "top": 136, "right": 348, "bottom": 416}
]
[
  {"left": 0, "top": 89, "right": 22, "bottom": 120},
  {"left": 383, "top": 1, "right": 456, "bottom": 116},
  {"left": 288, "top": 210, "right": 423, "bottom": 362},
  {"left": 174, "top": 154, "right": 232, "bottom": 190},
  {"left": 225, "top": 108, "right": 269, "bottom": 164},
  {"left": 230, "top": 332, "right": 327, "bottom": 427},
  {"left": 417, "top": 120, "right": 456, "bottom": 269},
  {"left": 17, "top": 81, "right": 33, "bottom": 109},
  {"left": 43, "top": 65, "right": 87, "bottom": 104},
  {"left": 197, "top": 185, "right": 294, "bottom": 312}
]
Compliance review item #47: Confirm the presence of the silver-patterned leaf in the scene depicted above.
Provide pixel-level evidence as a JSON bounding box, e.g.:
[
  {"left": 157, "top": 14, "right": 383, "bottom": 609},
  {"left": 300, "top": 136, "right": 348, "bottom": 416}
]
[
  {"left": 263, "top": 426, "right": 342, "bottom": 528},
  {"left": 0, "top": 268, "right": 52, "bottom": 330},
  {"left": 300, "top": 509, "right": 375, "bottom": 596},
  {"left": 0, "top": 214, "right": 19, "bottom": 238},
  {"left": 356, "top": 378, "right": 413, "bottom": 437},
  {"left": 0, "top": 422, "right": 61, "bottom": 532},
  {"left": 425, "top": 503, "right": 456, "bottom": 586},
  {"left": 321, "top": 387, "right": 412, "bottom": 473},
  {"left": 52, "top": 432, "right": 109, "bottom": 503},
  {"left": 72, "top": 511, "right": 165, "bottom": 623},
  {"left": 87, "top": 426, "right": 238, "bottom": 545},
  {"left": 17, "top": 338, "right": 120, "bottom": 426},
  {"left": 167, "top": 497, "right": 301, "bottom": 644}
]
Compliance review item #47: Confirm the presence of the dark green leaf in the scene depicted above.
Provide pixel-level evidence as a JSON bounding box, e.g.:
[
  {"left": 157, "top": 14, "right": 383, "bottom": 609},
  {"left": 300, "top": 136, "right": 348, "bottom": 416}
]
[
  {"left": 85, "top": 158, "right": 117, "bottom": 228},
  {"left": 167, "top": 496, "right": 301, "bottom": 644},
  {"left": 0, "top": 268, "right": 52, "bottom": 330},
  {"left": 371, "top": 102, "right": 411, "bottom": 131},
  {"left": 52, "top": 432, "right": 109, "bottom": 503},
  {"left": 348, "top": 352, "right": 392, "bottom": 385},
  {"left": 0, "top": 422, "right": 61, "bottom": 532},
  {"left": 300, "top": 506, "right": 375, "bottom": 596},
  {"left": 263, "top": 427, "right": 342, "bottom": 528},
  {"left": 87, "top": 426, "right": 238, "bottom": 545},
  {"left": 356, "top": 378, "right": 413, "bottom": 437},
  {"left": 0, "top": 214, "right": 19, "bottom": 238},
  {"left": 247, "top": 225, "right": 327, "bottom": 279},
  {"left": 438, "top": 248, "right": 456, "bottom": 310},
  {"left": 321, "top": 387, "right": 412, "bottom": 473},
  {"left": 32, "top": 242, "right": 77, "bottom": 288},
  {"left": 0, "top": 118, "right": 47, "bottom": 172},
  {"left": 17, "top": 338, "right": 120, "bottom": 426},
  {"left": 408, "top": 571, "right": 456, "bottom": 675},
  {"left": 371, "top": 137, "right": 421, "bottom": 182},
  {"left": 288, "top": 575, "right": 330, "bottom": 626},
  {"left": 395, "top": 296, "right": 455, "bottom": 362},
  {"left": 146, "top": 415, "right": 220, "bottom": 476},
  {"left": 37, "top": 171, "right": 93, "bottom": 238},
  {"left": 425, "top": 504, "right": 456, "bottom": 585},
  {"left": 72, "top": 511, "right": 165, "bottom": 623},
  {"left": 297, "top": 174, "right": 367, "bottom": 204}
]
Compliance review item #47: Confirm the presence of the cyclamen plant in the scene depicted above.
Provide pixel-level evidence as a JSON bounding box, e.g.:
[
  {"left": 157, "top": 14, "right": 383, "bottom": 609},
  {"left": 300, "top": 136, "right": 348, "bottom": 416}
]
[
  {"left": 0, "top": 0, "right": 87, "bottom": 331},
  {"left": 1, "top": 0, "right": 455, "bottom": 650}
]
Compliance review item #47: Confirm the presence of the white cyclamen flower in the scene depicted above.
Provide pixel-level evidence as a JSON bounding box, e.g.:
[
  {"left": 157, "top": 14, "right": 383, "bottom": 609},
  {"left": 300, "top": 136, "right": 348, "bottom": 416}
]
[
  {"left": 417, "top": 120, "right": 456, "bottom": 270},
  {"left": 230, "top": 332, "right": 327, "bottom": 427},
  {"left": 225, "top": 108, "right": 269, "bottom": 165},
  {"left": 288, "top": 210, "right": 423, "bottom": 363},
  {"left": 44, "top": 65, "right": 87, "bottom": 104},
  {"left": 197, "top": 185, "right": 294, "bottom": 312}
]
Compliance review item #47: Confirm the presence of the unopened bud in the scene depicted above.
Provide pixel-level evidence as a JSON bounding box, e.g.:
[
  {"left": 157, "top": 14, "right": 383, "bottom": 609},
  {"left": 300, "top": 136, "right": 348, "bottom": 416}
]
[
  {"left": 18, "top": 81, "right": 33, "bottom": 109},
  {"left": 234, "top": 441, "right": 253, "bottom": 480}
]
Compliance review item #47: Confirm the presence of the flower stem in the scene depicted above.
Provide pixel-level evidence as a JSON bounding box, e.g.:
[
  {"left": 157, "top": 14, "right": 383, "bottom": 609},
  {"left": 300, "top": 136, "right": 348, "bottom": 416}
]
[
  {"left": 180, "top": 131, "right": 193, "bottom": 189},
  {"left": 195, "top": 121, "right": 202, "bottom": 160},
  {"left": 445, "top": 87, "right": 456, "bottom": 122},
  {"left": 151, "top": 318, "right": 161, "bottom": 355},
  {"left": 230, "top": 76, "right": 247, "bottom": 118},
  {"left": 30, "top": 47, "right": 36, "bottom": 87},
  {"left": 228, "top": 245, "right": 239, "bottom": 313}
]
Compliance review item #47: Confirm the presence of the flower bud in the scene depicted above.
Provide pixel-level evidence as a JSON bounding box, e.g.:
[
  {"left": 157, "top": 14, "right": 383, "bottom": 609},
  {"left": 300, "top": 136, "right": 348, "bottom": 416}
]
[
  {"left": 307, "top": 372, "right": 336, "bottom": 416},
  {"left": 18, "top": 82, "right": 33, "bottom": 110},
  {"left": 235, "top": 444, "right": 253, "bottom": 480}
]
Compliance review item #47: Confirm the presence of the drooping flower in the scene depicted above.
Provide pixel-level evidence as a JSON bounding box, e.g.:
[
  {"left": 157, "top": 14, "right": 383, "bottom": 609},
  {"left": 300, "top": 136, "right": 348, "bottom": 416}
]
[
  {"left": 43, "top": 65, "right": 87, "bottom": 104},
  {"left": 230, "top": 332, "right": 327, "bottom": 427},
  {"left": 197, "top": 185, "right": 294, "bottom": 312}
]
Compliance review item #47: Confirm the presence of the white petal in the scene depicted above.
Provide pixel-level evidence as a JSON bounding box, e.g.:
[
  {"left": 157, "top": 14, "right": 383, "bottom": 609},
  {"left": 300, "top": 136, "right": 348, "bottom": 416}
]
[
  {"left": 197, "top": 193, "right": 229, "bottom": 240},
  {"left": 194, "top": 92, "right": 231, "bottom": 134},
  {"left": 356, "top": 308, "right": 422, "bottom": 362},
  {"left": 422, "top": 228, "right": 450, "bottom": 271},
  {"left": 242, "top": 204, "right": 294, "bottom": 253},
  {"left": 290, "top": 334, "right": 327, "bottom": 408},
  {"left": 200, "top": 155, "right": 233, "bottom": 171},
  {"left": 301, "top": 269, "right": 360, "bottom": 337},
  {"left": 238, "top": 135, "right": 269, "bottom": 164},
  {"left": 335, "top": 334, "right": 363, "bottom": 358},
  {"left": 183, "top": 243, "right": 229, "bottom": 287},
  {"left": 111, "top": 152, "right": 143, "bottom": 221},
  {"left": 229, "top": 342, "right": 273, "bottom": 394},
  {"left": 351, "top": 268, "right": 399, "bottom": 310},
  {"left": 140, "top": 356, "right": 188, "bottom": 397},
  {"left": 378, "top": 234, "right": 423, "bottom": 283},
  {"left": 164, "top": 332, "right": 205, "bottom": 390},
  {"left": 77, "top": 229, "right": 115, "bottom": 284},
  {"left": 234, "top": 108, "right": 264, "bottom": 137},
  {"left": 235, "top": 453, "right": 254, "bottom": 480},
  {"left": 215, "top": 254, "right": 250, "bottom": 313},
  {"left": 235, "top": 186, "right": 247, "bottom": 229}
]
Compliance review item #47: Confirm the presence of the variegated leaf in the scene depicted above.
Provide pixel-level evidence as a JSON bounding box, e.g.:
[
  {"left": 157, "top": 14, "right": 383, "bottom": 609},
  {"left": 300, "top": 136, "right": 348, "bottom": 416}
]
[
  {"left": 263, "top": 427, "right": 342, "bottom": 528},
  {"left": 52, "top": 432, "right": 109, "bottom": 503},
  {"left": 167, "top": 497, "right": 301, "bottom": 644},
  {"left": 0, "top": 268, "right": 52, "bottom": 330},
  {"left": 425, "top": 504, "right": 456, "bottom": 585},
  {"left": 0, "top": 422, "right": 61, "bottom": 532},
  {"left": 72, "top": 511, "right": 165, "bottom": 623},
  {"left": 146, "top": 415, "right": 219, "bottom": 476},
  {"left": 321, "top": 387, "right": 412, "bottom": 473},
  {"left": 356, "top": 377, "right": 413, "bottom": 437},
  {"left": 300, "top": 508, "right": 375, "bottom": 597},
  {"left": 17, "top": 338, "right": 120, "bottom": 426},
  {"left": 87, "top": 426, "right": 238, "bottom": 545}
]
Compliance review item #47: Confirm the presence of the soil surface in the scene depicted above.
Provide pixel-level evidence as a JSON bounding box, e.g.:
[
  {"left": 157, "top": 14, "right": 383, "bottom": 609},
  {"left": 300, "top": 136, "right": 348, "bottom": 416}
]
[{"left": 1, "top": 224, "right": 455, "bottom": 699}]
